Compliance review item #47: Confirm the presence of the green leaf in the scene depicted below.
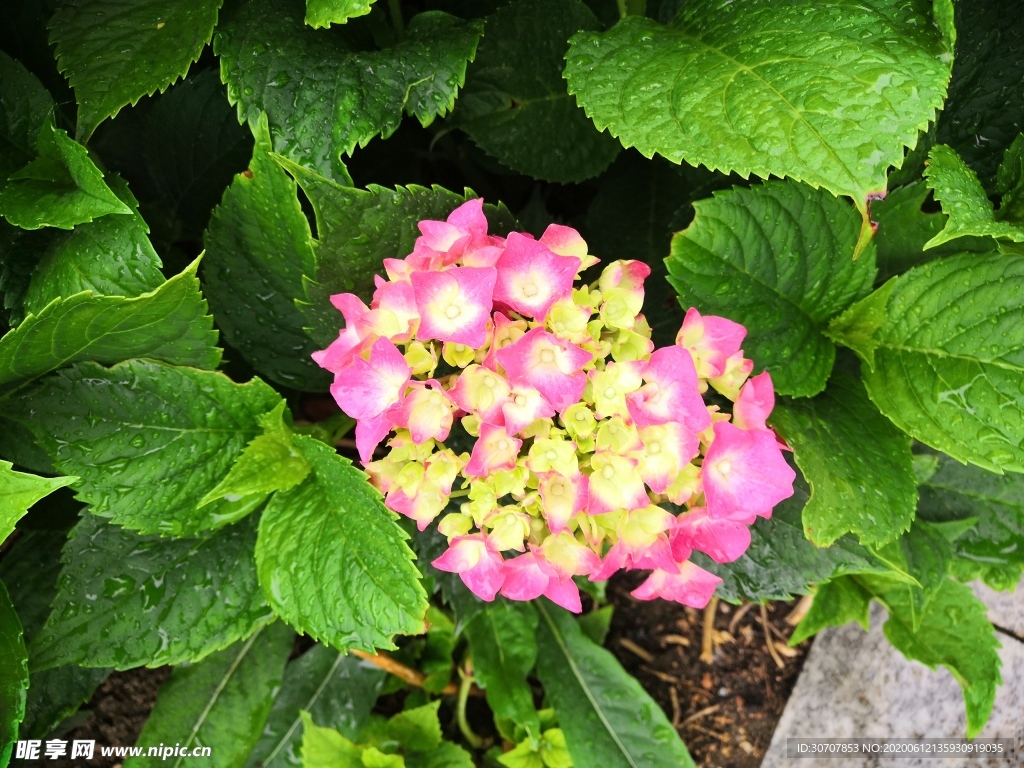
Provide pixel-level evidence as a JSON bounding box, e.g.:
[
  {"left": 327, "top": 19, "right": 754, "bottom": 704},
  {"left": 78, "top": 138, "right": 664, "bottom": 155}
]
[
  {"left": 455, "top": 0, "right": 619, "bottom": 183},
  {"left": 362, "top": 748, "right": 405, "bottom": 768},
  {"left": 788, "top": 577, "right": 872, "bottom": 646},
  {"left": 535, "top": 601, "right": 695, "bottom": 768},
  {"left": 125, "top": 622, "right": 294, "bottom": 768},
  {"left": 996, "top": 134, "right": 1024, "bottom": 224},
  {"left": 0, "top": 461, "right": 75, "bottom": 543},
  {"left": 9, "top": 360, "right": 280, "bottom": 536},
  {"left": 49, "top": 0, "right": 224, "bottom": 139},
  {"left": 30, "top": 513, "right": 274, "bottom": 671},
  {"left": 0, "top": 123, "right": 132, "bottom": 230},
  {"left": 20, "top": 665, "right": 110, "bottom": 740},
  {"left": 692, "top": 468, "right": 903, "bottom": 603},
  {"left": 464, "top": 601, "right": 540, "bottom": 738},
  {"left": 0, "top": 257, "right": 220, "bottom": 395},
  {"left": 666, "top": 181, "right": 877, "bottom": 397},
  {"left": 576, "top": 605, "right": 613, "bottom": 647},
  {"left": 256, "top": 436, "right": 427, "bottom": 652},
  {"left": 279, "top": 160, "right": 514, "bottom": 346},
  {"left": 203, "top": 115, "right": 329, "bottom": 391},
  {"left": 300, "top": 712, "right": 363, "bottom": 768},
  {"left": 873, "top": 577, "right": 1001, "bottom": 738},
  {"left": 916, "top": 451, "right": 1024, "bottom": 591},
  {"left": 216, "top": 0, "right": 482, "bottom": 181},
  {"left": 828, "top": 252, "right": 1024, "bottom": 473},
  {"left": 387, "top": 702, "right": 443, "bottom": 752},
  {"left": 564, "top": 2, "right": 953, "bottom": 213},
  {"left": 0, "top": 580, "right": 28, "bottom": 767},
  {"left": 305, "top": 0, "right": 375, "bottom": 28},
  {"left": 404, "top": 743, "right": 472, "bottom": 768},
  {"left": 923, "top": 144, "right": 1024, "bottom": 248},
  {"left": 770, "top": 372, "right": 917, "bottom": 547},
  {"left": 0, "top": 50, "right": 53, "bottom": 179},
  {"left": 246, "top": 644, "right": 384, "bottom": 768}
]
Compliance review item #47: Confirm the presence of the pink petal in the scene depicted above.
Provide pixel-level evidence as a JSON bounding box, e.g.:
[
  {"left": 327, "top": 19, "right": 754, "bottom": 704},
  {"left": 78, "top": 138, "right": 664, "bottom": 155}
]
[
  {"left": 448, "top": 364, "right": 511, "bottom": 425},
  {"left": 539, "top": 224, "right": 589, "bottom": 260},
  {"left": 464, "top": 423, "right": 522, "bottom": 478},
  {"left": 626, "top": 346, "right": 710, "bottom": 432},
  {"left": 733, "top": 371, "right": 775, "bottom": 431},
  {"left": 634, "top": 423, "right": 700, "bottom": 494},
  {"left": 671, "top": 507, "right": 752, "bottom": 564},
  {"left": 499, "top": 551, "right": 553, "bottom": 602},
  {"left": 631, "top": 562, "right": 722, "bottom": 607},
  {"left": 493, "top": 233, "right": 580, "bottom": 319},
  {"left": 411, "top": 267, "right": 496, "bottom": 347},
  {"left": 702, "top": 422, "right": 796, "bottom": 519},
  {"left": 538, "top": 471, "right": 588, "bottom": 534},
  {"left": 496, "top": 328, "right": 591, "bottom": 411},
  {"left": 543, "top": 576, "right": 583, "bottom": 613},
  {"left": 501, "top": 385, "right": 555, "bottom": 435},
  {"left": 355, "top": 411, "right": 393, "bottom": 464},
  {"left": 389, "top": 381, "right": 455, "bottom": 444},
  {"left": 446, "top": 198, "right": 488, "bottom": 235},
  {"left": 432, "top": 533, "right": 505, "bottom": 602},
  {"left": 676, "top": 308, "right": 746, "bottom": 378},
  {"left": 330, "top": 337, "right": 410, "bottom": 420}
]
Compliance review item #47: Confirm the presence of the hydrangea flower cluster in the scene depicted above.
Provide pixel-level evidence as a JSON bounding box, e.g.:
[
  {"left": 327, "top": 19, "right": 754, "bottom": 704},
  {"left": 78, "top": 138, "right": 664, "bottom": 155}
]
[{"left": 314, "top": 200, "right": 795, "bottom": 613}]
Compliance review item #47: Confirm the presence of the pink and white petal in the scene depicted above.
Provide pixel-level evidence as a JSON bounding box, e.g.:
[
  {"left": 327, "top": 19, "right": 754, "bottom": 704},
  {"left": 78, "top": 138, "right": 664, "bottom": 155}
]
[
  {"left": 676, "top": 308, "right": 747, "bottom": 378},
  {"left": 587, "top": 452, "right": 650, "bottom": 515},
  {"left": 631, "top": 562, "right": 722, "bottom": 607},
  {"left": 733, "top": 371, "right": 775, "bottom": 431},
  {"left": 543, "top": 576, "right": 583, "bottom": 613},
  {"left": 493, "top": 233, "right": 580, "bottom": 319},
  {"left": 411, "top": 267, "right": 496, "bottom": 347},
  {"left": 354, "top": 411, "right": 394, "bottom": 464},
  {"left": 499, "top": 552, "right": 552, "bottom": 602},
  {"left": 671, "top": 507, "right": 752, "bottom": 564},
  {"left": 501, "top": 386, "right": 555, "bottom": 436},
  {"left": 539, "top": 223, "right": 589, "bottom": 259},
  {"left": 702, "top": 422, "right": 796, "bottom": 519},
  {"left": 464, "top": 423, "right": 522, "bottom": 478}
]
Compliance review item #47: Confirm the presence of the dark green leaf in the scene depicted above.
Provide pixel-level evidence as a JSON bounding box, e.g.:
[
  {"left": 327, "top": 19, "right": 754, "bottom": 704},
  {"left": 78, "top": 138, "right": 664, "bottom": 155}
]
[
  {"left": 0, "top": 258, "right": 221, "bottom": 395},
  {"left": 535, "top": 601, "right": 695, "bottom": 768},
  {"left": 455, "top": 0, "right": 619, "bottom": 183},
  {"left": 564, "top": 2, "right": 953, "bottom": 212},
  {"left": 255, "top": 436, "right": 427, "bottom": 652},
  {"left": 828, "top": 252, "right": 1024, "bottom": 473},
  {"left": 770, "top": 372, "right": 916, "bottom": 547},
  {"left": 0, "top": 580, "right": 28, "bottom": 766},
  {"left": 576, "top": 605, "right": 613, "bottom": 647},
  {"left": 245, "top": 644, "right": 384, "bottom": 768},
  {"left": 0, "top": 460, "right": 75, "bottom": 543},
  {"left": 305, "top": 0, "right": 375, "bottom": 28},
  {"left": 203, "top": 115, "right": 329, "bottom": 391},
  {"left": 788, "top": 577, "right": 871, "bottom": 646},
  {"left": 0, "top": 50, "right": 53, "bottom": 178},
  {"left": 216, "top": 0, "right": 482, "bottom": 181},
  {"left": 0, "top": 123, "right": 132, "bottom": 230},
  {"left": 20, "top": 665, "right": 110, "bottom": 740},
  {"left": 49, "top": 0, "right": 224, "bottom": 139},
  {"left": 30, "top": 513, "right": 274, "bottom": 671},
  {"left": 125, "top": 622, "right": 294, "bottom": 768},
  {"left": 666, "top": 181, "right": 877, "bottom": 397}
]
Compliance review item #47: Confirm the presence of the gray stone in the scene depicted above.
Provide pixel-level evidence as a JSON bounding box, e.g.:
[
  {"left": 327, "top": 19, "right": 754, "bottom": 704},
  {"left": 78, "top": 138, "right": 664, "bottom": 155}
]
[
  {"left": 760, "top": 604, "right": 1024, "bottom": 768},
  {"left": 973, "top": 582, "right": 1024, "bottom": 638}
]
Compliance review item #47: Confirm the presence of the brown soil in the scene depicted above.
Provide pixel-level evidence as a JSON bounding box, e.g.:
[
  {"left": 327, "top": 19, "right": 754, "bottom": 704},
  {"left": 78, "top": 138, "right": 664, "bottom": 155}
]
[{"left": 605, "top": 572, "right": 811, "bottom": 768}]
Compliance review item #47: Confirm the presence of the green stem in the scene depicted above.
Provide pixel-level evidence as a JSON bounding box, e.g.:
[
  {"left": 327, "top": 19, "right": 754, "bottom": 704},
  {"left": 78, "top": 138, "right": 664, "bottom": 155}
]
[
  {"left": 449, "top": 488, "right": 471, "bottom": 499},
  {"left": 456, "top": 665, "right": 484, "bottom": 749},
  {"left": 387, "top": 0, "right": 405, "bottom": 39},
  {"left": 616, "top": 0, "right": 628, "bottom": 18}
]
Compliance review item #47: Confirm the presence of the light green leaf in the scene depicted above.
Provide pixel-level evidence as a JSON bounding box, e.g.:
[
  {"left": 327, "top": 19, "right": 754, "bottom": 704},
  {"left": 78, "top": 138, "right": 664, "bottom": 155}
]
[
  {"left": 0, "top": 123, "right": 132, "bottom": 230},
  {"left": 386, "top": 702, "right": 442, "bottom": 753},
  {"left": 256, "top": 436, "right": 427, "bottom": 652},
  {"left": 202, "top": 115, "right": 329, "bottom": 391},
  {"left": 361, "top": 748, "right": 405, "bottom": 768},
  {"left": 246, "top": 644, "right": 384, "bottom": 768},
  {"left": 872, "top": 521, "right": 953, "bottom": 630},
  {"left": 216, "top": 0, "right": 482, "bottom": 181},
  {"left": 404, "top": 743, "right": 472, "bottom": 768},
  {"left": 923, "top": 144, "right": 1024, "bottom": 248},
  {"left": 30, "top": 513, "right": 274, "bottom": 671},
  {"left": 305, "top": 0, "right": 375, "bottom": 28},
  {"left": 125, "top": 622, "right": 294, "bottom": 768},
  {"left": 278, "top": 160, "right": 514, "bottom": 346},
  {"left": 455, "top": 0, "right": 619, "bottom": 183},
  {"left": 828, "top": 252, "right": 1024, "bottom": 473},
  {"left": 666, "top": 181, "right": 877, "bottom": 397},
  {"left": 300, "top": 712, "right": 363, "bottom": 768},
  {"left": 0, "top": 257, "right": 221, "bottom": 395},
  {"left": 564, "top": 1, "right": 953, "bottom": 215},
  {"left": 49, "top": 0, "right": 225, "bottom": 139},
  {"left": 770, "top": 372, "right": 917, "bottom": 547},
  {"left": 0, "top": 580, "right": 28, "bottom": 767},
  {"left": 465, "top": 600, "right": 540, "bottom": 738},
  {"left": 9, "top": 360, "right": 280, "bottom": 536},
  {"left": 0, "top": 50, "right": 53, "bottom": 178},
  {"left": 535, "top": 601, "right": 695, "bottom": 768},
  {"left": 0, "top": 461, "right": 75, "bottom": 544},
  {"left": 788, "top": 577, "right": 872, "bottom": 646}
]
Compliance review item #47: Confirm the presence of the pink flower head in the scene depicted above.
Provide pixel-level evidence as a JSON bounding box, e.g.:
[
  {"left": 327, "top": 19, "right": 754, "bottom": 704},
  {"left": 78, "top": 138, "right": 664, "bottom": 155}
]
[
  {"left": 432, "top": 533, "right": 505, "bottom": 601},
  {"left": 590, "top": 505, "right": 678, "bottom": 580},
  {"left": 626, "top": 346, "right": 711, "bottom": 433},
  {"left": 330, "top": 337, "right": 410, "bottom": 421},
  {"left": 411, "top": 198, "right": 489, "bottom": 267},
  {"left": 587, "top": 451, "right": 649, "bottom": 515},
  {"left": 389, "top": 380, "right": 455, "bottom": 444},
  {"left": 676, "top": 308, "right": 746, "bottom": 378},
  {"left": 633, "top": 423, "right": 700, "bottom": 494},
  {"left": 539, "top": 223, "right": 597, "bottom": 270},
  {"left": 671, "top": 506, "right": 752, "bottom": 564},
  {"left": 501, "top": 385, "right": 555, "bottom": 435},
  {"left": 537, "top": 471, "right": 588, "bottom": 533},
  {"left": 496, "top": 328, "right": 592, "bottom": 411},
  {"left": 493, "top": 233, "right": 580, "bottom": 319},
  {"left": 411, "top": 266, "right": 496, "bottom": 347},
  {"left": 702, "top": 422, "right": 796, "bottom": 520},
  {"left": 465, "top": 423, "right": 522, "bottom": 478},
  {"left": 499, "top": 550, "right": 583, "bottom": 613},
  {"left": 631, "top": 561, "right": 722, "bottom": 608},
  {"left": 733, "top": 371, "right": 774, "bottom": 431},
  {"left": 448, "top": 364, "right": 511, "bottom": 425}
]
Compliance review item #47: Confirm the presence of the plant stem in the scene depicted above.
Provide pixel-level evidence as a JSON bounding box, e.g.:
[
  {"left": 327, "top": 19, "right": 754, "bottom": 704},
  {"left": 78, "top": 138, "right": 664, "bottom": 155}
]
[
  {"left": 388, "top": 0, "right": 405, "bottom": 39},
  {"left": 456, "top": 664, "right": 485, "bottom": 749},
  {"left": 616, "top": 0, "right": 628, "bottom": 18},
  {"left": 700, "top": 596, "right": 718, "bottom": 663}
]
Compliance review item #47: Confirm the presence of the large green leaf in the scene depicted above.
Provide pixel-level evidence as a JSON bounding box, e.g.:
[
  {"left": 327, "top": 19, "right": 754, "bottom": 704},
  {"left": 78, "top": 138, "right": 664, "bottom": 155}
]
[
  {"left": 0, "top": 461, "right": 75, "bottom": 544},
  {"left": 8, "top": 360, "right": 280, "bottom": 536},
  {"left": 0, "top": 258, "right": 220, "bottom": 395},
  {"left": 216, "top": 0, "right": 482, "bottom": 181},
  {"left": 455, "top": 0, "right": 619, "bottom": 183},
  {"left": 916, "top": 451, "right": 1024, "bottom": 590},
  {"left": 279, "top": 160, "right": 514, "bottom": 346},
  {"left": 564, "top": 1, "right": 954, "bottom": 217},
  {"left": 788, "top": 576, "right": 872, "bottom": 646},
  {"left": 305, "top": 0, "right": 375, "bottom": 28},
  {"left": 0, "top": 580, "right": 28, "bottom": 767},
  {"left": 255, "top": 436, "right": 427, "bottom": 652},
  {"left": 30, "top": 513, "right": 274, "bottom": 671},
  {"left": 666, "top": 181, "right": 877, "bottom": 397},
  {"left": 535, "top": 602, "right": 695, "bottom": 768},
  {"left": 0, "top": 123, "right": 132, "bottom": 230},
  {"left": 245, "top": 644, "right": 384, "bottom": 768},
  {"left": 125, "top": 622, "right": 294, "bottom": 768},
  {"left": 49, "top": 0, "right": 224, "bottom": 139},
  {"left": 0, "top": 50, "right": 53, "bottom": 179},
  {"left": 465, "top": 600, "right": 540, "bottom": 738},
  {"left": 770, "top": 372, "right": 916, "bottom": 547},
  {"left": 828, "top": 252, "right": 1024, "bottom": 473},
  {"left": 203, "top": 116, "right": 329, "bottom": 391}
]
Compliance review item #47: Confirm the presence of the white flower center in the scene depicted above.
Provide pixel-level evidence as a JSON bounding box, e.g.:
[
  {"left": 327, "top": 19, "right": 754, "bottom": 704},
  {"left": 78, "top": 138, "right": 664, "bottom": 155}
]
[
  {"left": 523, "top": 283, "right": 538, "bottom": 297},
  {"left": 445, "top": 305, "right": 461, "bottom": 319}
]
